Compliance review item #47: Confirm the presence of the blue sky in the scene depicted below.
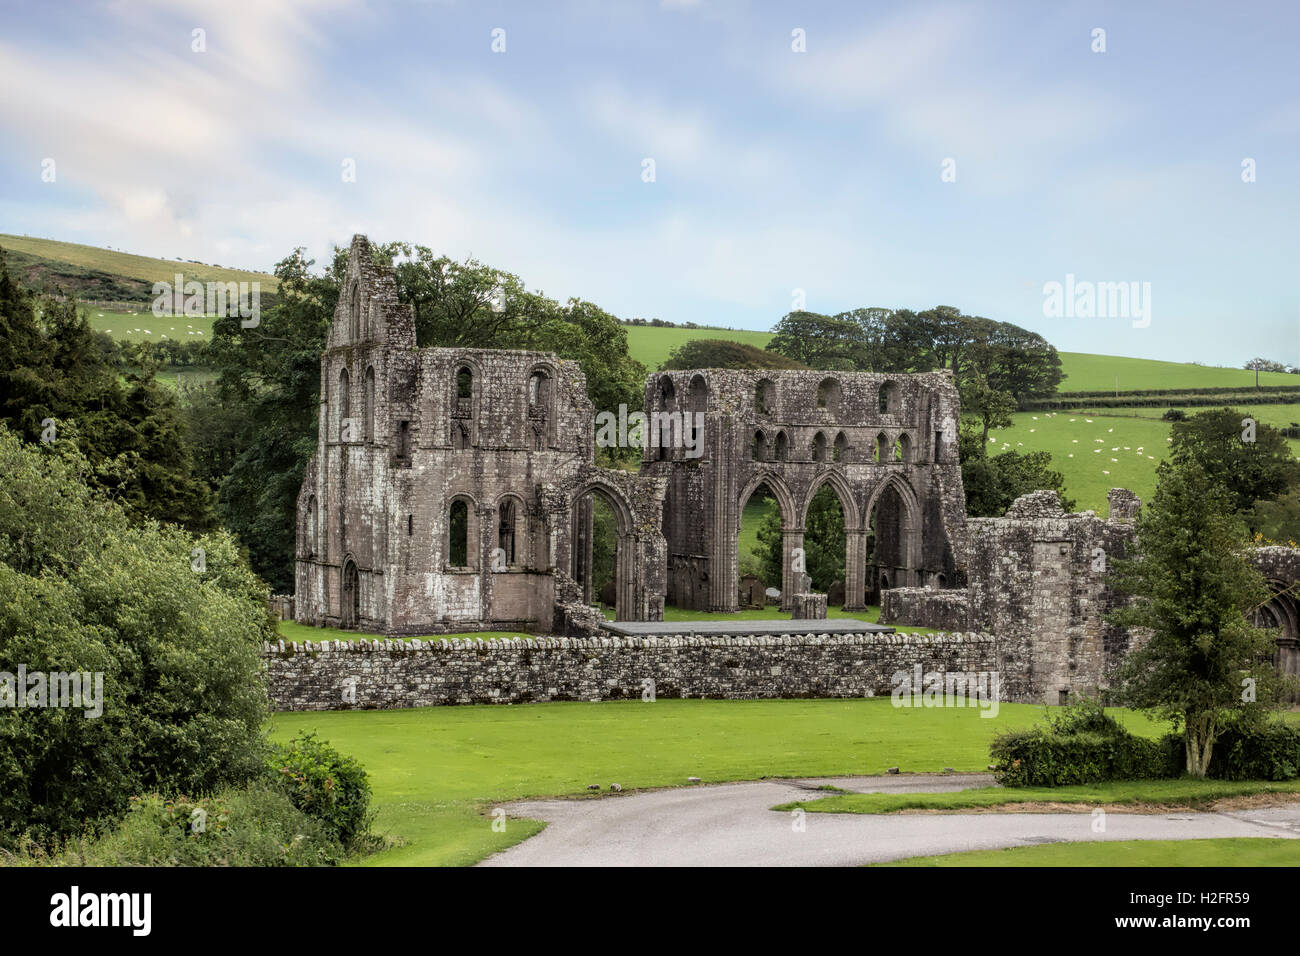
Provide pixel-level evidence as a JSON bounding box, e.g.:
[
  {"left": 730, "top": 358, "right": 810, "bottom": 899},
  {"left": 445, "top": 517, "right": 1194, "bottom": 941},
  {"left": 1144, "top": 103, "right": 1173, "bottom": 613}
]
[{"left": 1, "top": 0, "right": 1296, "bottom": 367}]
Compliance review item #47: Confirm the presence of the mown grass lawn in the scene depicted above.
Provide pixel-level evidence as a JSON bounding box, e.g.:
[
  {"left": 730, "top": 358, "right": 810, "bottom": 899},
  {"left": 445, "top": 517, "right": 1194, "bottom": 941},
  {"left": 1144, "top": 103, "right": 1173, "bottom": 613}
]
[
  {"left": 267, "top": 699, "right": 1166, "bottom": 866},
  {"left": 873, "top": 838, "right": 1299, "bottom": 867},
  {"left": 784, "top": 777, "right": 1300, "bottom": 815}
]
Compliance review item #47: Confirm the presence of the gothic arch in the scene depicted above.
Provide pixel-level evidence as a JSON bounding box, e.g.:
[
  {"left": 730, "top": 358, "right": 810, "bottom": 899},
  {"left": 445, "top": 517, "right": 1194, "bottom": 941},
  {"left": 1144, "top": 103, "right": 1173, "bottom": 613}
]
[
  {"left": 802, "top": 469, "right": 861, "bottom": 530},
  {"left": 738, "top": 470, "right": 798, "bottom": 531}
]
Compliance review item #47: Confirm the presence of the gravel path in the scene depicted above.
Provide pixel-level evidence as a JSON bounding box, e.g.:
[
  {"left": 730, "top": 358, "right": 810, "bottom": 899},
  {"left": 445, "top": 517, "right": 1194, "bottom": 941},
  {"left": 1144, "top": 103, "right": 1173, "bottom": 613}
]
[{"left": 478, "top": 774, "right": 1300, "bottom": 867}]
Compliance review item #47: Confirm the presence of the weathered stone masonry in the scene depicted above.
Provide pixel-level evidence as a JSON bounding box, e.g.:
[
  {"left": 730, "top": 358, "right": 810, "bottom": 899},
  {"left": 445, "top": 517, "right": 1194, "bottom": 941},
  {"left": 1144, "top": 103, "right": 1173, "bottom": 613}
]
[{"left": 263, "top": 631, "right": 1010, "bottom": 710}]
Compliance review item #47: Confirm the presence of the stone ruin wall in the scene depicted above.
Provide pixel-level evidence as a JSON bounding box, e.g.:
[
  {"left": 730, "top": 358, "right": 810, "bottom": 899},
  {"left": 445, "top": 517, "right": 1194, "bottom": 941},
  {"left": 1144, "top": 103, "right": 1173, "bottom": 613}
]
[
  {"left": 293, "top": 236, "right": 666, "bottom": 638},
  {"left": 640, "top": 367, "right": 968, "bottom": 613},
  {"left": 882, "top": 488, "right": 1142, "bottom": 704},
  {"left": 263, "top": 630, "right": 1008, "bottom": 710}
]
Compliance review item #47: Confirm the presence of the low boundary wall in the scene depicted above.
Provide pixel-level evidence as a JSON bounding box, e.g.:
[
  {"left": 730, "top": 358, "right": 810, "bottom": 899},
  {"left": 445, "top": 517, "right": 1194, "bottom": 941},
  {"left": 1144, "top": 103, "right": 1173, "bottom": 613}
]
[{"left": 263, "top": 631, "right": 1007, "bottom": 711}]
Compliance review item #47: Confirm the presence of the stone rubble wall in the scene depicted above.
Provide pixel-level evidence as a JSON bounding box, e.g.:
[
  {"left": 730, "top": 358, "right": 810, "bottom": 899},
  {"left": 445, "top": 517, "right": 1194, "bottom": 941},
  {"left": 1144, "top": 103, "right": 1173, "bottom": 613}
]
[
  {"left": 262, "top": 631, "right": 1006, "bottom": 711},
  {"left": 881, "top": 587, "right": 971, "bottom": 632}
]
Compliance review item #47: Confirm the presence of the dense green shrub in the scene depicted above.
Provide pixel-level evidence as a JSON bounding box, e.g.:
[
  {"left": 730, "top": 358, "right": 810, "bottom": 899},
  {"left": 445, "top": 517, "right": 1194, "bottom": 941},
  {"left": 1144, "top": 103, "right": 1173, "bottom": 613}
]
[
  {"left": 1170, "top": 720, "right": 1300, "bottom": 781},
  {"left": 267, "top": 733, "right": 372, "bottom": 848},
  {"left": 991, "top": 700, "right": 1178, "bottom": 787},
  {"left": 1162, "top": 408, "right": 1187, "bottom": 422},
  {"left": 6, "top": 785, "right": 342, "bottom": 866},
  {"left": 0, "top": 427, "right": 273, "bottom": 848}
]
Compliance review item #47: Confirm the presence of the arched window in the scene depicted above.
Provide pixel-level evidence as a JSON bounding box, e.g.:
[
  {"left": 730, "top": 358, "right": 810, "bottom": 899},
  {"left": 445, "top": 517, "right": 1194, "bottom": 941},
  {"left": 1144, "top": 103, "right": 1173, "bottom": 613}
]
[
  {"left": 812, "top": 431, "right": 827, "bottom": 462},
  {"left": 895, "top": 432, "right": 911, "bottom": 462},
  {"left": 529, "top": 368, "right": 551, "bottom": 408},
  {"left": 817, "top": 378, "right": 841, "bottom": 412},
  {"left": 498, "top": 499, "right": 518, "bottom": 566},
  {"left": 879, "top": 380, "right": 900, "bottom": 414},
  {"left": 363, "top": 366, "right": 375, "bottom": 443},
  {"left": 449, "top": 499, "right": 469, "bottom": 567},
  {"left": 833, "top": 432, "right": 847, "bottom": 463},
  {"left": 338, "top": 367, "right": 351, "bottom": 440},
  {"left": 456, "top": 365, "right": 473, "bottom": 406},
  {"left": 657, "top": 377, "right": 675, "bottom": 461},
  {"left": 752, "top": 430, "right": 768, "bottom": 461},
  {"left": 453, "top": 420, "right": 471, "bottom": 450},
  {"left": 755, "top": 379, "right": 775, "bottom": 415},
  {"left": 305, "top": 496, "right": 317, "bottom": 558},
  {"left": 348, "top": 282, "right": 360, "bottom": 341},
  {"left": 774, "top": 431, "right": 789, "bottom": 461},
  {"left": 875, "top": 432, "right": 888, "bottom": 463}
]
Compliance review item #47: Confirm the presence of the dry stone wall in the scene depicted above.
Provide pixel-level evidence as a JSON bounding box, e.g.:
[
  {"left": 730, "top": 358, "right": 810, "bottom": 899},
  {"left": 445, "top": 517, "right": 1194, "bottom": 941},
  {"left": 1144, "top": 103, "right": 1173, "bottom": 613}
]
[{"left": 263, "top": 631, "right": 1001, "bottom": 710}]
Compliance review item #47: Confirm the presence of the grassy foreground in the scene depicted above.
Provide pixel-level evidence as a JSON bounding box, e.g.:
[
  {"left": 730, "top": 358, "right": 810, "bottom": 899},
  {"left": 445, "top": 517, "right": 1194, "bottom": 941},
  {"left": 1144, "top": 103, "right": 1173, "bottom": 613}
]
[
  {"left": 785, "top": 777, "right": 1300, "bottom": 815},
  {"left": 874, "top": 838, "right": 1299, "bottom": 867},
  {"left": 267, "top": 699, "right": 1166, "bottom": 866}
]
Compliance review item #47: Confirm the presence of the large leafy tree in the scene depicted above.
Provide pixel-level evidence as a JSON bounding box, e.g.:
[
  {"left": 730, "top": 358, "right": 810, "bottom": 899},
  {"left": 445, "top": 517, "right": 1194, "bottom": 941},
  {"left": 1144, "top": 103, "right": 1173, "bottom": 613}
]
[
  {"left": 1109, "top": 459, "right": 1287, "bottom": 777},
  {"left": 0, "top": 249, "right": 214, "bottom": 532},
  {"left": 1168, "top": 408, "right": 1300, "bottom": 529},
  {"left": 207, "top": 248, "right": 340, "bottom": 593},
  {"left": 663, "top": 338, "right": 807, "bottom": 371},
  {"left": 0, "top": 426, "right": 271, "bottom": 847},
  {"left": 764, "top": 311, "right": 866, "bottom": 370}
]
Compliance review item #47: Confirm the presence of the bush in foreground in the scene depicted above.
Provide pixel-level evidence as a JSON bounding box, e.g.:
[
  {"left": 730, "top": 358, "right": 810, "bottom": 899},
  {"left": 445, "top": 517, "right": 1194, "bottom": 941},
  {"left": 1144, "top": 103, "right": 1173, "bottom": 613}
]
[
  {"left": 5, "top": 785, "right": 342, "bottom": 867},
  {"left": 267, "top": 733, "right": 373, "bottom": 850}
]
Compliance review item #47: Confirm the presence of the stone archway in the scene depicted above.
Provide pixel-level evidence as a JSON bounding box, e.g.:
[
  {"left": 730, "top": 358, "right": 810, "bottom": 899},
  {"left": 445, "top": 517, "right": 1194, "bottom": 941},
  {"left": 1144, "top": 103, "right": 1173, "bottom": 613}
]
[
  {"left": 341, "top": 558, "right": 360, "bottom": 628},
  {"left": 863, "top": 475, "right": 922, "bottom": 605},
  {"left": 548, "top": 468, "right": 666, "bottom": 623},
  {"left": 800, "top": 470, "right": 864, "bottom": 612},
  {"left": 735, "top": 471, "right": 800, "bottom": 611},
  {"left": 1257, "top": 582, "right": 1300, "bottom": 696}
]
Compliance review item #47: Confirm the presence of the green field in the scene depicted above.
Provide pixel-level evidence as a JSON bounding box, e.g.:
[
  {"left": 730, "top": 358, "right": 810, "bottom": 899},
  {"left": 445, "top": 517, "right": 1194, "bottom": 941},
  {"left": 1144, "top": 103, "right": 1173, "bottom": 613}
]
[
  {"left": 0, "top": 233, "right": 276, "bottom": 290},
  {"left": 267, "top": 698, "right": 1167, "bottom": 866},
  {"left": 623, "top": 324, "right": 773, "bottom": 370},
  {"left": 1057, "top": 351, "right": 1298, "bottom": 392},
  {"left": 987, "top": 411, "right": 1174, "bottom": 514},
  {"left": 82, "top": 306, "right": 214, "bottom": 343},
  {"left": 988, "top": 405, "right": 1300, "bottom": 516},
  {"left": 875, "top": 837, "right": 1299, "bottom": 867}
]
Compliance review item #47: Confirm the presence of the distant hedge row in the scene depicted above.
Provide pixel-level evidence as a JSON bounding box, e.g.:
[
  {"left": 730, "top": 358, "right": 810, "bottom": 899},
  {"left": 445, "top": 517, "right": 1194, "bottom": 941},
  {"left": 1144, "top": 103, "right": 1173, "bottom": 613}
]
[{"left": 1022, "top": 391, "right": 1300, "bottom": 412}]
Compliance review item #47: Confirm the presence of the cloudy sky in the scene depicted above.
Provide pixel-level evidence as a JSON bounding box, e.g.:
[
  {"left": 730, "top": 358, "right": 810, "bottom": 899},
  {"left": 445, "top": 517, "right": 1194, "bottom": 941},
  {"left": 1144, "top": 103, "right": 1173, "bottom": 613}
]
[{"left": 1, "top": 0, "right": 1296, "bottom": 366}]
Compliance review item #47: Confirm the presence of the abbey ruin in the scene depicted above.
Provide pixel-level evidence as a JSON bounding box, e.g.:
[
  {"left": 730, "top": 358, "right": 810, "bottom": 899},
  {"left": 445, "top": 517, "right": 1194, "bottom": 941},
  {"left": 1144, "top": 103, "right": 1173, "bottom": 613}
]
[{"left": 290, "top": 236, "right": 1299, "bottom": 707}]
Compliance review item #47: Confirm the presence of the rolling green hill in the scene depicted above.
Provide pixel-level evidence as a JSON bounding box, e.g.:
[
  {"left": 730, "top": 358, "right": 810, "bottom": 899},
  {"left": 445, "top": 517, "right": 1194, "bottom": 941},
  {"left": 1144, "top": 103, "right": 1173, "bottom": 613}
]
[
  {"left": 0, "top": 233, "right": 276, "bottom": 290},
  {"left": 1056, "top": 351, "right": 1296, "bottom": 392},
  {"left": 623, "top": 325, "right": 773, "bottom": 370}
]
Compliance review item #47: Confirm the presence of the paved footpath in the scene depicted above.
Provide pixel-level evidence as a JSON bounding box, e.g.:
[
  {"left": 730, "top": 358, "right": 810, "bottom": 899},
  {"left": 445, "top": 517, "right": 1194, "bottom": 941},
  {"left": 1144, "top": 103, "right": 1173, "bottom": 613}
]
[{"left": 479, "top": 774, "right": 1300, "bottom": 867}]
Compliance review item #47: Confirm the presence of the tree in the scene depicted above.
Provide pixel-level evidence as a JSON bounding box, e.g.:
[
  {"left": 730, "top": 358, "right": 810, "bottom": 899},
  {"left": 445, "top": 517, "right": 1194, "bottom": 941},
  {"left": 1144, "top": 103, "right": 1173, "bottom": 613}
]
[
  {"left": 765, "top": 311, "right": 865, "bottom": 370},
  {"left": 663, "top": 338, "right": 807, "bottom": 371},
  {"left": 1108, "top": 459, "right": 1285, "bottom": 777},
  {"left": 1169, "top": 408, "right": 1300, "bottom": 529},
  {"left": 960, "top": 376, "right": 1017, "bottom": 444},
  {"left": 207, "top": 248, "right": 339, "bottom": 592},
  {"left": 0, "top": 426, "right": 271, "bottom": 847},
  {"left": 0, "top": 251, "right": 214, "bottom": 532}
]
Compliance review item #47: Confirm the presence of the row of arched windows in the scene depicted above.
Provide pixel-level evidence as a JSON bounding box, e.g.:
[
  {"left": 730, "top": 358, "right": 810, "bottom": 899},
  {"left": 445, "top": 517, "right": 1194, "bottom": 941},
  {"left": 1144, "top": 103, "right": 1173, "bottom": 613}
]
[
  {"left": 753, "top": 378, "right": 903, "bottom": 417},
  {"left": 336, "top": 365, "right": 377, "bottom": 443},
  {"left": 301, "top": 493, "right": 526, "bottom": 570},
  {"left": 451, "top": 363, "right": 554, "bottom": 451},
  {"left": 750, "top": 429, "right": 915, "bottom": 464}
]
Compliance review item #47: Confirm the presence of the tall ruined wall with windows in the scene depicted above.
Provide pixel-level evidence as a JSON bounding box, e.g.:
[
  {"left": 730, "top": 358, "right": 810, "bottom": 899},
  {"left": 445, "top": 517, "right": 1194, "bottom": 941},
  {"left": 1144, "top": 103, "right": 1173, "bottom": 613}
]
[
  {"left": 640, "top": 368, "right": 969, "bottom": 613},
  {"left": 294, "top": 236, "right": 665, "bottom": 636}
]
